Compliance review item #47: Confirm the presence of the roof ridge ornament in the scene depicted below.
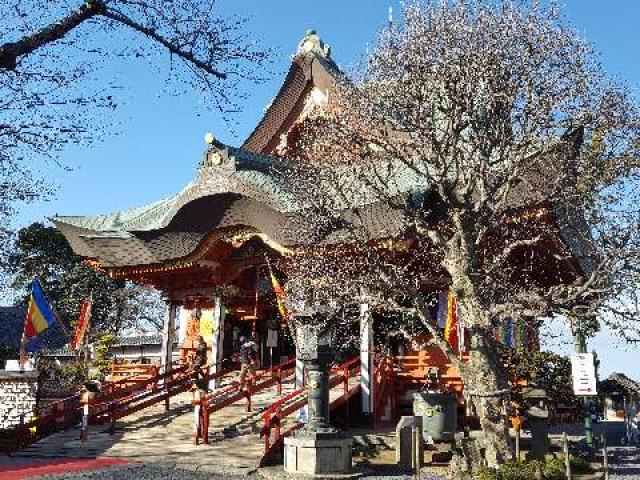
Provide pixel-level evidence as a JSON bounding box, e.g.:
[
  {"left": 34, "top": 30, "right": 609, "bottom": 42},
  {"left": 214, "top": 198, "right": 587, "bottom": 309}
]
[
  {"left": 296, "top": 29, "right": 331, "bottom": 59},
  {"left": 200, "top": 132, "right": 232, "bottom": 170}
]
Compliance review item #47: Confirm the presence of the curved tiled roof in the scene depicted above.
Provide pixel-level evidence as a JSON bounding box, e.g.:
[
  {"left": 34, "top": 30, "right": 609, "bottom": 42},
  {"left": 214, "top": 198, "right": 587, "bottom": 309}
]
[
  {"left": 52, "top": 146, "right": 428, "bottom": 267},
  {"left": 242, "top": 50, "right": 340, "bottom": 155},
  {"left": 51, "top": 30, "right": 588, "bottom": 276},
  {"left": 51, "top": 129, "right": 584, "bottom": 271}
]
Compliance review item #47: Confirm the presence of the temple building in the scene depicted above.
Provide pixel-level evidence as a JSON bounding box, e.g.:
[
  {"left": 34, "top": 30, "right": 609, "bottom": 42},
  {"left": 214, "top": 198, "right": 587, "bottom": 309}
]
[{"left": 53, "top": 31, "right": 592, "bottom": 421}]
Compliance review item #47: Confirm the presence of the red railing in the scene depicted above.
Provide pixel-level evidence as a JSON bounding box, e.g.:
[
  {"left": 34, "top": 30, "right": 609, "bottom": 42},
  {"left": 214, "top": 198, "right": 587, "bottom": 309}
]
[
  {"left": 93, "top": 362, "right": 209, "bottom": 431},
  {"left": 259, "top": 356, "right": 361, "bottom": 466},
  {"left": 194, "top": 357, "right": 296, "bottom": 445},
  {"left": 0, "top": 361, "right": 183, "bottom": 452}
]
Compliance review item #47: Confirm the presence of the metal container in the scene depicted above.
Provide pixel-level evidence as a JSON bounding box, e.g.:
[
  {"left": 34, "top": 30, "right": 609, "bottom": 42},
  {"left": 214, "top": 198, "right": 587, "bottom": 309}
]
[{"left": 413, "top": 391, "right": 457, "bottom": 442}]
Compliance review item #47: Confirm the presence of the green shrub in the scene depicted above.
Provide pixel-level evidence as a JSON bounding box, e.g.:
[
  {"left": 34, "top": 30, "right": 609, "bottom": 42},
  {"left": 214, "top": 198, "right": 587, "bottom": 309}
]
[
  {"left": 474, "top": 459, "right": 569, "bottom": 480},
  {"left": 476, "top": 467, "right": 499, "bottom": 480},
  {"left": 542, "top": 457, "right": 565, "bottom": 480},
  {"left": 570, "top": 456, "right": 593, "bottom": 475},
  {"left": 92, "top": 333, "right": 116, "bottom": 378}
]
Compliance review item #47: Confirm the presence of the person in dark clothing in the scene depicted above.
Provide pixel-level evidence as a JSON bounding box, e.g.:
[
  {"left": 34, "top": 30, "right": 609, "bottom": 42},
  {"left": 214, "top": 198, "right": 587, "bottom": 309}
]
[
  {"left": 239, "top": 336, "right": 258, "bottom": 383},
  {"left": 193, "top": 336, "right": 208, "bottom": 368},
  {"left": 192, "top": 336, "right": 209, "bottom": 391}
]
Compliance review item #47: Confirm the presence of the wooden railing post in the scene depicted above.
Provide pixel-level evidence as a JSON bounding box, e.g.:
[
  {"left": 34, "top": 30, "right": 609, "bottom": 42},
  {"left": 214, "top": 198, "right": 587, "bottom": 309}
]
[
  {"left": 80, "top": 401, "right": 90, "bottom": 442},
  {"left": 276, "top": 366, "right": 283, "bottom": 395},
  {"left": 275, "top": 406, "right": 281, "bottom": 441},
  {"left": 108, "top": 401, "right": 116, "bottom": 435},
  {"left": 246, "top": 377, "right": 253, "bottom": 412},
  {"left": 263, "top": 413, "right": 271, "bottom": 453},
  {"left": 202, "top": 399, "right": 210, "bottom": 445},
  {"left": 192, "top": 390, "right": 201, "bottom": 445},
  {"left": 164, "top": 367, "right": 170, "bottom": 412},
  {"left": 343, "top": 365, "right": 349, "bottom": 395},
  {"left": 345, "top": 391, "right": 351, "bottom": 429}
]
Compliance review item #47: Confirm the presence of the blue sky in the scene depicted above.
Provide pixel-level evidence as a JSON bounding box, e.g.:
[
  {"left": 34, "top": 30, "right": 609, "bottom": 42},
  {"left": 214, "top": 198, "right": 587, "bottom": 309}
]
[{"left": 10, "top": 1, "right": 640, "bottom": 376}]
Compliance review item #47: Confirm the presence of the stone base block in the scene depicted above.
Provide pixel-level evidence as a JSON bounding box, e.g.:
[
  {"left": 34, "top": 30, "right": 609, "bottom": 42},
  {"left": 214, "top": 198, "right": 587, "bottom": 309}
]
[{"left": 284, "top": 435, "right": 353, "bottom": 476}]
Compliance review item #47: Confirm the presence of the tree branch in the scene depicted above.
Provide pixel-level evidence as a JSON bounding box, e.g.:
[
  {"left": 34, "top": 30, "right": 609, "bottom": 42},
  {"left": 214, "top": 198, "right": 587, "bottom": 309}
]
[
  {"left": 0, "top": 1, "right": 106, "bottom": 70},
  {"left": 0, "top": 1, "right": 227, "bottom": 81},
  {"left": 101, "top": 8, "right": 226, "bottom": 80}
]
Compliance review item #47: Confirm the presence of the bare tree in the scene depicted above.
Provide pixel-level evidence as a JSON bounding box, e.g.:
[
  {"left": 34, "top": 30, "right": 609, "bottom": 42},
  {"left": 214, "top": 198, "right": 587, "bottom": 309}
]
[
  {"left": 0, "top": 0, "right": 268, "bottom": 250},
  {"left": 276, "top": 0, "right": 639, "bottom": 466}
]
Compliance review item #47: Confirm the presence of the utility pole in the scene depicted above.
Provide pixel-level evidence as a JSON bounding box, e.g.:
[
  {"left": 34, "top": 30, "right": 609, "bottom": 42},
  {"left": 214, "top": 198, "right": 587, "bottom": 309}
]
[{"left": 572, "top": 323, "right": 594, "bottom": 447}]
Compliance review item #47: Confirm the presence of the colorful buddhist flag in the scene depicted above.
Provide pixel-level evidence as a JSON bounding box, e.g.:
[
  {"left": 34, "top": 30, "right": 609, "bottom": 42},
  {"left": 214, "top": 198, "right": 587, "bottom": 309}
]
[
  {"left": 443, "top": 290, "right": 458, "bottom": 349},
  {"left": 23, "top": 279, "right": 58, "bottom": 339},
  {"left": 71, "top": 298, "right": 92, "bottom": 350},
  {"left": 503, "top": 318, "right": 515, "bottom": 348},
  {"left": 436, "top": 290, "right": 448, "bottom": 328},
  {"left": 269, "top": 271, "right": 290, "bottom": 322},
  {"left": 514, "top": 317, "right": 526, "bottom": 349}
]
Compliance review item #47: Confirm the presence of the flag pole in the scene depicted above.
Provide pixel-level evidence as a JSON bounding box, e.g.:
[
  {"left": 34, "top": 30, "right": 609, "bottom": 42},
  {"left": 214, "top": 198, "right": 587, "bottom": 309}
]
[
  {"left": 19, "top": 279, "right": 35, "bottom": 371},
  {"left": 19, "top": 328, "right": 28, "bottom": 371}
]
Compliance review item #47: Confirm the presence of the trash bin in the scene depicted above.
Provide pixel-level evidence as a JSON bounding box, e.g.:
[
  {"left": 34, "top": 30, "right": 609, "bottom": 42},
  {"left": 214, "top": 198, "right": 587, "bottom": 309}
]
[{"left": 413, "top": 391, "right": 457, "bottom": 442}]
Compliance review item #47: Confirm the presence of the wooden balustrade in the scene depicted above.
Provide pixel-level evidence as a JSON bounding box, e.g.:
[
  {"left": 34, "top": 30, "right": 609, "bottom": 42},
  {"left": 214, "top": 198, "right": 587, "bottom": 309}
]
[
  {"left": 258, "top": 356, "right": 361, "bottom": 466},
  {"left": 193, "top": 357, "right": 296, "bottom": 445}
]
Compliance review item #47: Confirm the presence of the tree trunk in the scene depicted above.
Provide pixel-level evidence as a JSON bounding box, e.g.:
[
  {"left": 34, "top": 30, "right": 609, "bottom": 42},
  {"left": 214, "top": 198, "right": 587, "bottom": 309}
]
[
  {"left": 445, "top": 216, "right": 512, "bottom": 468},
  {"left": 459, "top": 328, "right": 512, "bottom": 467}
]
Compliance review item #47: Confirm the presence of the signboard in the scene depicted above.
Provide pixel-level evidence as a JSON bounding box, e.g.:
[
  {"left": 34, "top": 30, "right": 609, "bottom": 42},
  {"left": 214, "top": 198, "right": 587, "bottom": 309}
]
[
  {"left": 199, "top": 309, "right": 215, "bottom": 345},
  {"left": 571, "top": 353, "right": 598, "bottom": 396}
]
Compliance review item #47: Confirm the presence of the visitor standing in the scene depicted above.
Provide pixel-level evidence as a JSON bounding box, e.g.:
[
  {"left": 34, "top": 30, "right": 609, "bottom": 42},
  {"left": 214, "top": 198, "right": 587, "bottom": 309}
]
[{"left": 239, "top": 336, "right": 258, "bottom": 384}]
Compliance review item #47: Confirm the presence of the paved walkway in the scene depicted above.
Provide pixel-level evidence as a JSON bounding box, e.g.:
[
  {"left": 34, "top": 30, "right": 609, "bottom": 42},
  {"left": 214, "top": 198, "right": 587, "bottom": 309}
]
[{"left": 3, "top": 370, "right": 361, "bottom": 477}]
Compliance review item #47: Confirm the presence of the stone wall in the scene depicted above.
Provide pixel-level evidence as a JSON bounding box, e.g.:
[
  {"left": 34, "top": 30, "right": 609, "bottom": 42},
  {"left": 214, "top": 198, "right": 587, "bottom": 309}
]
[{"left": 0, "top": 371, "right": 38, "bottom": 429}]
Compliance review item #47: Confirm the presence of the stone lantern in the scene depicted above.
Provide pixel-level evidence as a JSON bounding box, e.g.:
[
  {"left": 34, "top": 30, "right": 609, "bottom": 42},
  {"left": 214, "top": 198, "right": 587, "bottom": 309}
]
[
  {"left": 523, "top": 384, "right": 549, "bottom": 460},
  {"left": 284, "top": 307, "right": 354, "bottom": 476}
]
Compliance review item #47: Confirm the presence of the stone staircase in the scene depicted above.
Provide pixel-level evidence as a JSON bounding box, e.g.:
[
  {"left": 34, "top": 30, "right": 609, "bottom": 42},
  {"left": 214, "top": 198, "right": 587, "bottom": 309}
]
[{"left": 11, "top": 372, "right": 299, "bottom": 475}]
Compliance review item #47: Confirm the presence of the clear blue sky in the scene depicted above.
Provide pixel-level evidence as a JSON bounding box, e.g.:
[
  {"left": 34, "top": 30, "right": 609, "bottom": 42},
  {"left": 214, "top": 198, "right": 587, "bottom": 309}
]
[{"left": 11, "top": 0, "right": 640, "bottom": 377}]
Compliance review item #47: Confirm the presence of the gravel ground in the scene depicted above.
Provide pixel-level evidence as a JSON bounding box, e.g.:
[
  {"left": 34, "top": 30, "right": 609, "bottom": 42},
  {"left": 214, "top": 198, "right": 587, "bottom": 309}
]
[
  {"left": 36, "top": 462, "right": 447, "bottom": 480},
  {"left": 36, "top": 463, "right": 248, "bottom": 480}
]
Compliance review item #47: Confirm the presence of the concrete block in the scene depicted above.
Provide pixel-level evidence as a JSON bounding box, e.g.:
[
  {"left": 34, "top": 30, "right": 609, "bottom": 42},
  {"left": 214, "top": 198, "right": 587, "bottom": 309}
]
[
  {"left": 395, "top": 416, "right": 424, "bottom": 468},
  {"left": 284, "top": 435, "right": 353, "bottom": 475}
]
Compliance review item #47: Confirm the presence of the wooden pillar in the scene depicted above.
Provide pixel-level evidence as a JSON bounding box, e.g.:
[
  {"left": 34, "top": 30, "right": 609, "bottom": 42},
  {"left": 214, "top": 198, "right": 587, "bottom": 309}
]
[
  {"left": 360, "top": 303, "right": 374, "bottom": 415},
  {"left": 210, "top": 295, "right": 226, "bottom": 389},
  {"left": 295, "top": 358, "right": 305, "bottom": 388},
  {"left": 160, "top": 300, "right": 177, "bottom": 372}
]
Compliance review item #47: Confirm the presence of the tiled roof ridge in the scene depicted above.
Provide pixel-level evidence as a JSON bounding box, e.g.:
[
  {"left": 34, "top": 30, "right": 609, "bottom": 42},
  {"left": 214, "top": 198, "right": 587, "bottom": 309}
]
[
  {"left": 607, "top": 372, "right": 640, "bottom": 393},
  {"left": 241, "top": 46, "right": 341, "bottom": 154},
  {"left": 52, "top": 140, "right": 299, "bottom": 234}
]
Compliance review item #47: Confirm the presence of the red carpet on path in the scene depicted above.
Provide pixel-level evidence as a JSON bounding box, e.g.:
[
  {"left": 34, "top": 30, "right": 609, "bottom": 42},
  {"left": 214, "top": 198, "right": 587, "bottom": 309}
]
[{"left": 0, "top": 457, "right": 130, "bottom": 479}]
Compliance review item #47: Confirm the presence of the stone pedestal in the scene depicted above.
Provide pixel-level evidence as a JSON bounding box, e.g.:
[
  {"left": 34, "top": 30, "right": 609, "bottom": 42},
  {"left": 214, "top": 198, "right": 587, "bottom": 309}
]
[
  {"left": 395, "top": 416, "right": 423, "bottom": 468},
  {"left": 284, "top": 434, "right": 353, "bottom": 475},
  {"left": 285, "top": 308, "right": 354, "bottom": 477},
  {"left": 526, "top": 405, "right": 550, "bottom": 460}
]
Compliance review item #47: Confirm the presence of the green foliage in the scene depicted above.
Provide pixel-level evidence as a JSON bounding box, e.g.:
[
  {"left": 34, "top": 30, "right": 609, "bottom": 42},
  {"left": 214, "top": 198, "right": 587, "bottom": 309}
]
[
  {"left": 92, "top": 333, "right": 116, "bottom": 378},
  {"left": 5, "top": 222, "right": 164, "bottom": 338},
  {"left": 38, "top": 357, "right": 87, "bottom": 392},
  {"left": 570, "top": 456, "right": 594, "bottom": 475},
  {"left": 0, "top": 344, "right": 18, "bottom": 365},
  {"left": 542, "top": 457, "right": 565, "bottom": 480},
  {"left": 475, "top": 458, "right": 572, "bottom": 480},
  {"left": 504, "top": 350, "right": 579, "bottom": 410},
  {"left": 476, "top": 461, "right": 537, "bottom": 480}
]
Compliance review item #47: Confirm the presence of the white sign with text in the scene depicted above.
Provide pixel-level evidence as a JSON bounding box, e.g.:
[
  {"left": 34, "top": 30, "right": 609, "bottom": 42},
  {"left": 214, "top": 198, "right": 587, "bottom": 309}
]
[{"left": 571, "top": 353, "right": 597, "bottom": 396}]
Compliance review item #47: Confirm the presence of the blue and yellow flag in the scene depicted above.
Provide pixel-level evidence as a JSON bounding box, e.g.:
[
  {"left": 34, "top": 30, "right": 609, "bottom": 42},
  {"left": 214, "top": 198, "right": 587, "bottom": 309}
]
[{"left": 23, "top": 279, "right": 57, "bottom": 339}]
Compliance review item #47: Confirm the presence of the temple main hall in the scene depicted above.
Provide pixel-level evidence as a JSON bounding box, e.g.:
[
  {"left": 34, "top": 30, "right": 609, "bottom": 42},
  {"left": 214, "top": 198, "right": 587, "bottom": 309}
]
[{"left": 53, "top": 31, "right": 592, "bottom": 423}]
